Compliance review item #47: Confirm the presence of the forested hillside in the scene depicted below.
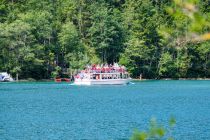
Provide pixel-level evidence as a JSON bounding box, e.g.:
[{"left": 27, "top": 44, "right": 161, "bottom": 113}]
[{"left": 0, "top": 0, "right": 210, "bottom": 79}]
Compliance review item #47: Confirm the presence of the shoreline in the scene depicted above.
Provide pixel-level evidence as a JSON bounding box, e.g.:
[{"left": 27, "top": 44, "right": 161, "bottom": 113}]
[
  {"left": 7, "top": 78, "right": 210, "bottom": 82},
  {"left": 132, "top": 78, "right": 210, "bottom": 81}
]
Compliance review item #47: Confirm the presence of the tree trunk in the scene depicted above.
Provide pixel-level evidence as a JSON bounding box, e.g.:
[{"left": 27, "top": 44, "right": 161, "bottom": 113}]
[
  {"left": 16, "top": 73, "right": 19, "bottom": 81},
  {"left": 139, "top": 73, "right": 142, "bottom": 80}
]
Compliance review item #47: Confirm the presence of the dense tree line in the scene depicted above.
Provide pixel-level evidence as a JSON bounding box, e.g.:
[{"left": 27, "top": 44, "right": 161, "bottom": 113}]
[{"left": 0, "top": 0, "right": 209, "bottom": 80}]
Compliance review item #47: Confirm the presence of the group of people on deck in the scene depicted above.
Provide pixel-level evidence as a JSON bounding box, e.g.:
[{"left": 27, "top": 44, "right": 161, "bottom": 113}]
[
  {"left": 85, "top": 63, "right": 126, "bottom": 73},
  {"left": 74, "top": 63, "right": 127, "bottom": 80}
]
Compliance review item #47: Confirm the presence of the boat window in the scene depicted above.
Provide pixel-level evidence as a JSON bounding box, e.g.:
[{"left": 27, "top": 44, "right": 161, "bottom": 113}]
[
  {"left": 108, "top": 74, "right": 111, "bottom": 79},
  {"left": 103, "top": 74, "right": 106, "bottom": 79},
  {"left": 96, "top": 75, "right": 99, "bottom": 80},
  {"left": 92, "top": 74, "right": 96, "bottom": 79}
]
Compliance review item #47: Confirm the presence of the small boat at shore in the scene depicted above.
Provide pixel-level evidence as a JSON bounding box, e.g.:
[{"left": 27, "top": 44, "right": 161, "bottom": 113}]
[
  {"left": 55, "top": 78, "right": 71, "bottom": 82},
  {"left": 73, "top": 63, "right": 131, "bottom": 85},
  {"left": 0, "top": 72, "right": 14, "bottom": 82}
]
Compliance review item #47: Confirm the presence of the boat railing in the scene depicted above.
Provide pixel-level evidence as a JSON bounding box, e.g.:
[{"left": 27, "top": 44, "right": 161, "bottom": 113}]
[
  {"left": 87, "top": 70, "right": 126, "bottom": 74},
  {"left": 89, "top": 72, "right": 129, "bottom": 80}
]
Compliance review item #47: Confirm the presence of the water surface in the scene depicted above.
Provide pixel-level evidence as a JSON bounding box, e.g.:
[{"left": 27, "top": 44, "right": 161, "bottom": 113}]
[{"left": 0, "top": 80, "right": 210, "bottom": 139}]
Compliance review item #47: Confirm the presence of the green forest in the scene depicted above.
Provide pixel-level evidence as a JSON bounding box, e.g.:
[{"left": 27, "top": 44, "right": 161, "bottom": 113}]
[{"left": 0, "top": 0, "right": 210, "bottom": 80}]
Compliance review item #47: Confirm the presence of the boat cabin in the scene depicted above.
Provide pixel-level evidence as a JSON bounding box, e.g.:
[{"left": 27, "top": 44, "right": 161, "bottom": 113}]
[{"left": 91, "top": 73, "right": 129, "bottom": 80}]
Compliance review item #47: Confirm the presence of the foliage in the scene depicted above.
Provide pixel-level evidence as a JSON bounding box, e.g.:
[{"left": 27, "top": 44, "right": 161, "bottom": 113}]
[
  {"left": 158, "top": 52, "right": 176, "bottom": 78},
  {"left": 0, "top": 0, "right": 209, "bottom": 79},
  {"left": 130, "top": 117, "right": 176, "bottom": 140},
  {"left": 119, "top": 0, "right": 162, "bottom": 78}
]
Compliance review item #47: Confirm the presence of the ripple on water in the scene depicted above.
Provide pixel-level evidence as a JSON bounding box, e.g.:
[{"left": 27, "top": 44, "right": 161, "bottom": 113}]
[{"left": 0, "top": 80, "right": 210, "bottom": 139}]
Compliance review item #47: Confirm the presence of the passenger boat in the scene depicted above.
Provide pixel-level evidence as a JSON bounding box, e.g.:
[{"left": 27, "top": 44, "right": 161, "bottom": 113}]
[
  {"left": 73, "top": 63, "right": 131, "bottom": 85},
  {"left": 0, "top": 72, "right": 14, "bottom": 82}
]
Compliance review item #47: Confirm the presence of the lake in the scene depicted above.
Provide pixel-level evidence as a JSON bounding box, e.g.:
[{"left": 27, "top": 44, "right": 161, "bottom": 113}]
[{"left": 0, "top": 80, "right": 210, "bottom": 139}]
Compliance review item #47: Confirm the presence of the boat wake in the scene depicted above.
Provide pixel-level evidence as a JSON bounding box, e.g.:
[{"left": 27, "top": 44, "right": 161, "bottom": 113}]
[
  {"left": 69, "top": 83, "right": 77, "bottom": 86},
  {"left": 128, "top": 82, "right": 135, "bottom": 85},
  {"left": 70, "top": 81, "right": 135, "bottom": 86}
]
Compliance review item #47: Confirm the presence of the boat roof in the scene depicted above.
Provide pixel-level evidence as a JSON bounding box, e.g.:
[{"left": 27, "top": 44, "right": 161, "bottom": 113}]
[{"left": 86, "top": 72, "right": 129, "bottom": 74}]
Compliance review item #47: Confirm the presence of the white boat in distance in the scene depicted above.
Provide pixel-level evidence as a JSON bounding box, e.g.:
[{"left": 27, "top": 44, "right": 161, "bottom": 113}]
[
  {"left": 0, "top": 72, "right": 14, "bottom": 82},
  {"left": 74, "top": 63, "right": 131, "bottom": 85}
]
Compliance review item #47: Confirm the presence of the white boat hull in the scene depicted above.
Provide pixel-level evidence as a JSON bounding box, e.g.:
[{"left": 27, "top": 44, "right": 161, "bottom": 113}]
[
  {"left": 0, "top": 72, "right": 14, "bottom": 82},
  {"left": 74, "top": 78, "right": 131, "bottom": 85}
]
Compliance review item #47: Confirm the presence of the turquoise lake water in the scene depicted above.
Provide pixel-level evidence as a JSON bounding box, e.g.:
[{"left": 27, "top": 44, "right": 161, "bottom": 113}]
[{"left": 0, "top": 80, "right": 210, "bottom": 139}]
